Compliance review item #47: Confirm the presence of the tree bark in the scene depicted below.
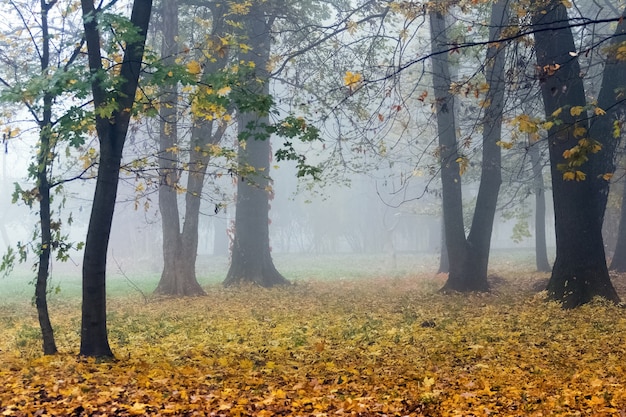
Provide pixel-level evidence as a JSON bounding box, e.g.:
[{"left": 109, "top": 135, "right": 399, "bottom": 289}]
[
  {"left": 154, "top": 2, "right": 229, "bottom": 296},
  {"left": 611, "top": 176, "right": 626, "bottom": 271},
  {"left": 224, "top": 2, "right": 288, "bottom": 287},
  {"left": 433, "top": 0, "right": 508, "bottom": 292},
  {"left": 33, "top": 0, "right": 58, "bottom": 355},
  {"left": 154, "top": 0, "right": 204, "bottom": 296},
  {"left": 528, "top": 141, "right": 551, "bottom": 272},
  {"left": 80, "top": 0, "right": 153, "bottom": 357},
  {"left": 429, "top": 6, "right": 468, "bottom": 289},
  {"left": 532, "top": 0, "right": 619, "bottom": 308}
]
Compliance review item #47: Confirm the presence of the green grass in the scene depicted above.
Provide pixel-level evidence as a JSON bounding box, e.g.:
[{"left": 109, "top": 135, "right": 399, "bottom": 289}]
[{"left": 0, "top": 249, "right": 547, "bottom": 305}]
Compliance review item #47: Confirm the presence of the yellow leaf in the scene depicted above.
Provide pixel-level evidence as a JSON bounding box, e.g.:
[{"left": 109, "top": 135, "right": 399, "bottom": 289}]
[
  {"left": 573, "top": 126, "right": 587, "bottom": 137},
  {"left": 563, "top": 171, "right": 576, "bottom": 181},
  {"left": 344, "top": 71, "right": 362, "bottom": 87},
  {"left": 542, "top": 121, "right": 554, "bottom": 130},
  {"left": 575, "top": 170, "right": 586, "bottom": 181},
  {"left": 496, "top": 140, "right": 514, "bottom": 149},
  {"left": 456, "top": 156, "right": 469, "bottom": 176},
  {"left": 187, "top": 60, "right": 202, "bottom": 75},
  {"left": 570, "top": 106, "right": 585, "bottom": 117},
  {"left": 128, "top": 403, "right": 148, "bottom": 415},
  {"left": 603, "top": 172, "right": 614, "bottom": 181},
  {"left": 551, "top": 107, "right": 563, "bottom": 117},
  {"left": 217, "top": 86, "right": 231, "bottom": 97},
  {"left": 594, "top": 106, "right": 606, "bottom": 116}
]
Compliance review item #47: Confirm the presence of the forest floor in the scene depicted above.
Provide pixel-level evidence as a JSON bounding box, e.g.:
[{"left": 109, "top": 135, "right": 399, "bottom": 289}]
[{"left": 2, "top": 253, "right": 626, "bottom": 416}]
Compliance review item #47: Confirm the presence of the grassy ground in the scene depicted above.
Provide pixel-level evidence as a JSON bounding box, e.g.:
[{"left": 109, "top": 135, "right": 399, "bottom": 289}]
[{"left": 7, "top": 251, "right": 626, "bottom": 416}]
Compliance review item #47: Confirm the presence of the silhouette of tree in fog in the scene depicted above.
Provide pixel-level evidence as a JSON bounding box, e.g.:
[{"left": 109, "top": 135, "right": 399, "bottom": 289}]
[
  {"left": 430, "top": 0, "right": 509, "bottom": 292},
  {"left": 532, "top": 0, "right": 625, "bottom": 307}
]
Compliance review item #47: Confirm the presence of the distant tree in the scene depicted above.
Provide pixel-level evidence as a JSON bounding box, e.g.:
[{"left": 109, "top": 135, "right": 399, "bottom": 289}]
[
  {"left": 80, "top": 0, "right": 153, "bottom": 357},
  {"left": 224, "top": 0, "right": 288, "bottom": 287},
  {"left": 153, "top": 0, "right": 231, "bottom": 296},
  {"left": 532, "top": 0, "right": 624, "bottom": 307},
  {"left": 528, "top": 140, "right": 551, "bottom": 272},
  {"left": 430, "top": 0, "right": 510, "bottom": 292}
]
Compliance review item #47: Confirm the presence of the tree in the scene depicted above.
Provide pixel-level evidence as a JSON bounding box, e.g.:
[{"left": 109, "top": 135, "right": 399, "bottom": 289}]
[
  {"left": 528, "top": 140, "right": 551, "bottom": 272},
  {"left": 532, "top": 0, "right": 622, "bottom": 307},
  {"left": 224, "top": 0, "right": 288, "bottom": 287},
  {"left": 153, "top": 1, "right": 230, "bottom": 296},
  {"left": 430, "top": 0, "right": 510, "bottom": 292},
  {"left": 0, "top": 0, "right": 88, "bottom": 355},
  {"left": 80, "top": 0, "right": 153, "bottom": 357}
]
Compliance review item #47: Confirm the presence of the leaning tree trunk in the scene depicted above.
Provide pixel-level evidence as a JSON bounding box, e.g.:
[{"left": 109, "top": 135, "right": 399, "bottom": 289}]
[
  {"left": 224, "top": 3, "right": 288, "bottom": 287},
  {"left": 528, "top": 140, "right": 551, "bottom": 272},
  {"left": 533, "top": 0, "right": 619, "bottom": 308},
  {"left": 80, "top": 0, "right": 153, "bottom": 357}
]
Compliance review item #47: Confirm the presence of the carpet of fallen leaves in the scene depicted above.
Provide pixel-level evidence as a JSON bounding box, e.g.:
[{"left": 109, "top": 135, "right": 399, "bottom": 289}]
[{"left": 2, "top": 273, "right": 626, "bottom": 416}]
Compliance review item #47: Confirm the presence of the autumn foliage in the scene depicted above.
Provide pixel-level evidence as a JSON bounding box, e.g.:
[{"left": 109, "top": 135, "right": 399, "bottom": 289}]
[{"left": 2, "top": 273, "right": 626, "bottom": 416}]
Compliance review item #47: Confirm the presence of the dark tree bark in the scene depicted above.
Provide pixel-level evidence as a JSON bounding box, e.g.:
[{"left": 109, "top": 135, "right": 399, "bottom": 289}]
[
  {"left": 429, "top": 7, "right": 467, "bottom": 288},
  {"left": 532, "top": 0, "right": 620, "bottom": 308},
  {"left": 33, "top": 0, "right": 58, "bottom": 355},
  {"left": 224, "top": 2, "right": 288, "bottom": 287},
  {"left": 80, "top": 0, "right": 153, "bottom": 357},
  {"left": 528, "top": 141, "right": 551, "bottom": 272},
  {"left": 596, "top": 8, "right": 626, "bottom": 272},
  {"left": 433, "top": 0, "right": 508, "bottom": 292},
  {"left": 154, "top": 2, "right": 228, "bottom": 296}
]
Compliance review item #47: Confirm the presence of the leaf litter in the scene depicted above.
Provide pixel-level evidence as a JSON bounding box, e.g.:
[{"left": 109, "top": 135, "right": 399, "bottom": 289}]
[{"left": 2, "top": 273, "right": 626, "bottom": 416}]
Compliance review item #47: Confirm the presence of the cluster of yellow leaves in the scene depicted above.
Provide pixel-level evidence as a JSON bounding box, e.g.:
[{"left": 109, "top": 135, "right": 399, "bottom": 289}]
[
  {"left": 3, "top": 274, "right": 626, "bottom": 416},
  {"left": 343, "top": 71, "right": 362, "bottom": 92}
]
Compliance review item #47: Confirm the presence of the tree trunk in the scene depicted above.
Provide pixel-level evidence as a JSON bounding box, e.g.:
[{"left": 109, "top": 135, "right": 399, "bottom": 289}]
[
  {"left": 434, "top": 0, "right": 509, "bottom": 292},
  {"left": 80, "top": 0, "right": 153, "bottom": 357},
  {"left": 437, "top": 218, "right": 449, "bottom": 273},
  {"left": 153, "top": 0, "right": 204, "bottom": 296},
  {"left": 154, "top": 2, "right": 229, "bottom": 296},
  {"left": 596, "top": 7, "right": 626, "bottom": 271},
  {"left": 34, "top": 2, "right": 57, "bottom": 355},
  {"left": 532, "top": 0, "right": 619, "bottom": 308},
  {"left": 224, "top": 3, "right": 288, "bottom": 287},
  {"left": 429, "top": 7, "right": 468, "bottom": 289},
  {"left": 528, "top": 141, "right": 551, "bottom": 272},
  {"left": 611, "top": 176, "right": 626, "bottom": 271}
]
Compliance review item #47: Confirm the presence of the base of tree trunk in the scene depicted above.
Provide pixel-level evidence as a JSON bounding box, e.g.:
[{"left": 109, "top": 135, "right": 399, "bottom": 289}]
[
  {"left": 224, "top": 254, "right": 289, "bottom": 288},
  {"left": 547, "top": 260, "right": 620, "bottom": 308},
  {"left": 154, "top": 268, "right": 206, "bottom": 296}
]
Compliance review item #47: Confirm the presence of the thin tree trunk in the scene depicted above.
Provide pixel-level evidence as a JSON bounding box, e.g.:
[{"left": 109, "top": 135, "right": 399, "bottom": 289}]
[
  {"left": 224, "top": 3, "right": 288, "bottom": 287},
  {"left": 34, "top": 1, "right": 57, "bottom": 355},
  {"left": 528, "top": 141, "right": 551, "bottom": 272},
  {"left": 533, "top": 0, "right": 619, "bottom": 308},
  {"left": 611, "top": 175, "right": 626, "bottom": 271}
]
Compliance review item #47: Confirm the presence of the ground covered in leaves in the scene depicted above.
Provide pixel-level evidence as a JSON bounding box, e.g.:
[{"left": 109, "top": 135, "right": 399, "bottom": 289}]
[{"left": 2, "top": 272, "right": 626, "bottom": 416}]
